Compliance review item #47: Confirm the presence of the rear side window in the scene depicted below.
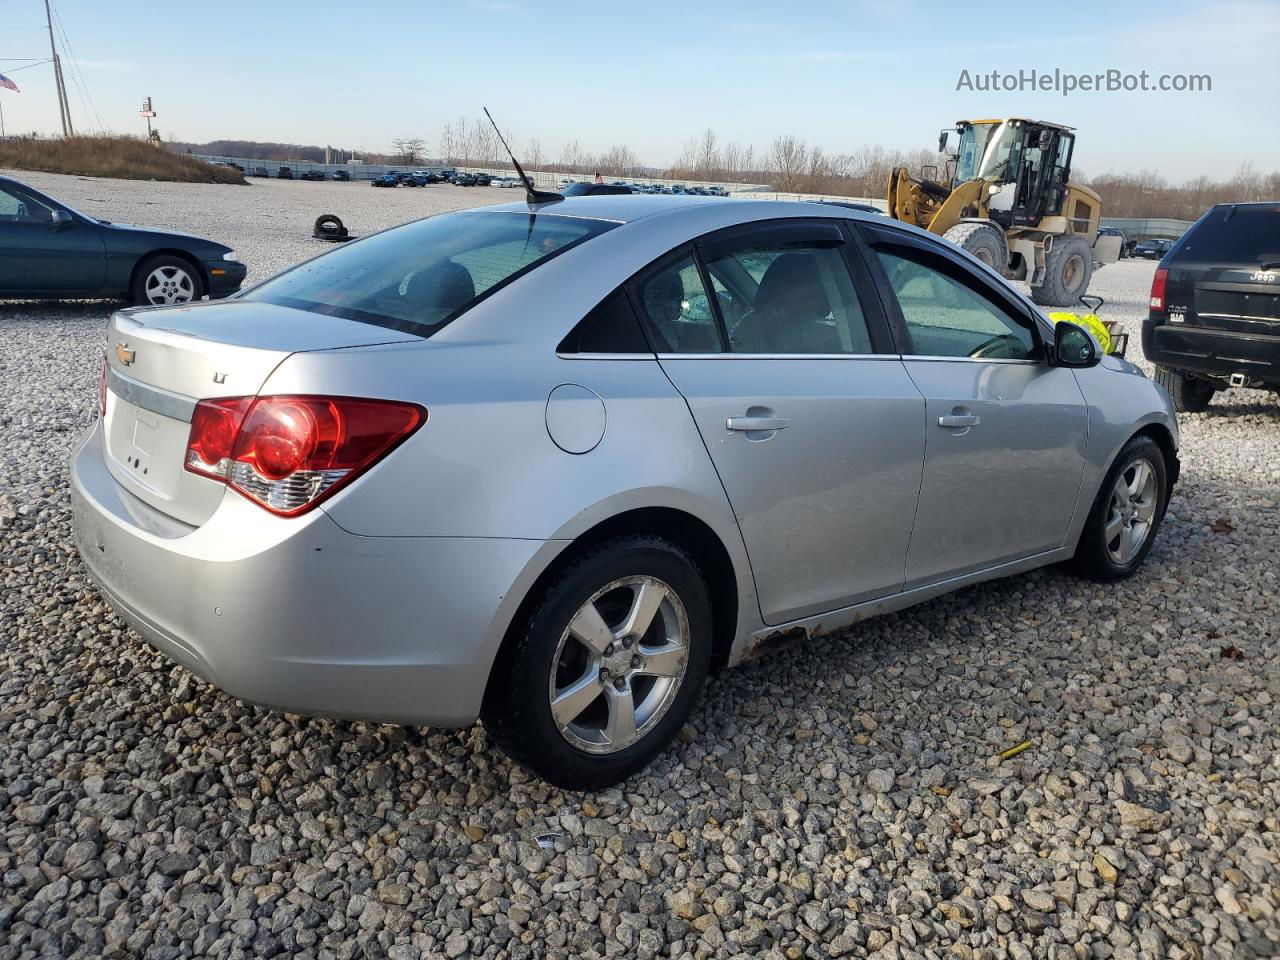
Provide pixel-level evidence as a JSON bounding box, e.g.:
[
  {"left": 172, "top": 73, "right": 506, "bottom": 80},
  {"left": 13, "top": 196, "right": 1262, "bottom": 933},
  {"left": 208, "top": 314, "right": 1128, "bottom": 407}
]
[
  {"left": 559, "top": 292, "right": 651, "bottom": 354},
  {"left": 702, "top": 235, "right": 872, "bottom": 354},
  {"left": 244, "top": 211, "right": 616, "bottom": 336},
  {"left": 634, "top": 254, "right": 724, "bottom": 353},
  {"left": 1178, "top": 206, "right": 1280, "bottom": 263}
]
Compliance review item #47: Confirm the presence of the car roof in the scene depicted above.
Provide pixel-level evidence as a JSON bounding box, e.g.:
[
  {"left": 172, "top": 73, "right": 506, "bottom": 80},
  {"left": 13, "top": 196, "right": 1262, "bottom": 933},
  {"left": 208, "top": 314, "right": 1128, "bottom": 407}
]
[{"left": 480, "top": 194, "right": 738, "bottom": 223}]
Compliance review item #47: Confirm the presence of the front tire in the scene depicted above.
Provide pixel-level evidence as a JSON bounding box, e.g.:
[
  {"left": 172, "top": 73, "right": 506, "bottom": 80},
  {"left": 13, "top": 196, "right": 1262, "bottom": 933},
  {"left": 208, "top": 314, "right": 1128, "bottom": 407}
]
[
  {"left": 942, "top": 221, "right": 1007, "bottom": 273},
  {"left": 1031, "top": 235, "right": 1093, "bottom": 306},
  {"left": 130, "top": 254, "right": 203, "bottom": 306},
  {"left": 1070, "top": 436, "right": 1169, "bottom": 581},
  {"left": 482, "top": 536, "right": 712, "bottom": 790},
  {"left": 1154, "top": 365, "right": 1215, "bottom": 413}
]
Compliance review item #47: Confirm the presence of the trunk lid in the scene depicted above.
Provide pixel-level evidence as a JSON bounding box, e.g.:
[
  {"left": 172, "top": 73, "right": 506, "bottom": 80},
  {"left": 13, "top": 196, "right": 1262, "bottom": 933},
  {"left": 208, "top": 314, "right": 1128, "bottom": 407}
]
[{"left": 103, "top": 300, "right": 420, "bottom": 527}]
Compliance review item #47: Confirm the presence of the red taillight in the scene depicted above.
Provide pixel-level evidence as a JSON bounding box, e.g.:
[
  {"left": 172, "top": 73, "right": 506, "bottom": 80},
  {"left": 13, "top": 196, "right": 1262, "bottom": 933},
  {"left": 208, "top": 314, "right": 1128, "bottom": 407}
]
[
  {"left": 1149, "top": 268, "right": 1168, "bottom": 316},
  {"left": 184, "top": 395, "right": 425, "bottom": 516},
  {"left": 98, "top": 356, "right": 107, "bottom": 418},
  {"left": 186, "top": 397, "right": 254, "bottom": 479}
]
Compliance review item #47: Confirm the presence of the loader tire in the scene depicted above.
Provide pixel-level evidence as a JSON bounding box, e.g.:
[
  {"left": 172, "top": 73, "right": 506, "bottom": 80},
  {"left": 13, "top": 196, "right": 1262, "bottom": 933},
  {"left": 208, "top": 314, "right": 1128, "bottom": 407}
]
[
  {"left": 1031, "top": 235, "right": 1093, "bottom": 306},
  {"left": 942, "top": 222, "right": 1007, "bottom": 273}
]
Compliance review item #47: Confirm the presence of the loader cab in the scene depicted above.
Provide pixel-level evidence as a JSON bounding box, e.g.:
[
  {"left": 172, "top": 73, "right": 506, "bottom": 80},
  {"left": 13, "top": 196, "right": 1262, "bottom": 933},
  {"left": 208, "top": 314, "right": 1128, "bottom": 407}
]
[{"left": 951, "top": 119, "right": 1075, "bottom": 229}]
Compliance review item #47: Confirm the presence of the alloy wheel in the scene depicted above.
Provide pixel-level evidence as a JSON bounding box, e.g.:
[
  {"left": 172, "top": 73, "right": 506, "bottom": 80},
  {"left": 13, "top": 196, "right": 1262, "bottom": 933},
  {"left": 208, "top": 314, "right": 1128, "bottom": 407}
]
[
  {"left": 548, "top": 576, "right": 690, "bottom": 754},
  {"left": 1105, "top": 458, "right": 1158, "bottom": 564},
  {"left": 144, "top": 265, "right": 196, "bottom": 305}
]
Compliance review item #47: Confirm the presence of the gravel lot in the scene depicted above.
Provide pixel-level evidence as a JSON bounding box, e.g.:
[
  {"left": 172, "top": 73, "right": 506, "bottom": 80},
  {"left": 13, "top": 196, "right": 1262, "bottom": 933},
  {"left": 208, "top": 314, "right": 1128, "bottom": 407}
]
[{"left": 1, "top": 173, "right": 1277, "bottom": 960}]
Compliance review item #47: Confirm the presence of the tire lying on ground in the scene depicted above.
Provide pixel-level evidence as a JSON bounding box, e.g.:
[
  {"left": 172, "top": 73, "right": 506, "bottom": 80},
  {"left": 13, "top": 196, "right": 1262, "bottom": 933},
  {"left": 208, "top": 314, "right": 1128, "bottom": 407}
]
[
  {"left": 1031, "top": 234, "right": 1094, "bottom": 306},
  {"left": 1154, "top": 364, "right": 1216, "bottom": 413},
  {"left": 942, "top": 221, "right": 1007, "bottom": 273}
]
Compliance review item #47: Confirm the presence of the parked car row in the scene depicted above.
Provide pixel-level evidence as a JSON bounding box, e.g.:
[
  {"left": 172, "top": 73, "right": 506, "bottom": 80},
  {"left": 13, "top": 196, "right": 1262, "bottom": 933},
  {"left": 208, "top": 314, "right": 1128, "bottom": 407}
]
[{"left": 558, "top": 179, "right": 730, "bottom": 197}]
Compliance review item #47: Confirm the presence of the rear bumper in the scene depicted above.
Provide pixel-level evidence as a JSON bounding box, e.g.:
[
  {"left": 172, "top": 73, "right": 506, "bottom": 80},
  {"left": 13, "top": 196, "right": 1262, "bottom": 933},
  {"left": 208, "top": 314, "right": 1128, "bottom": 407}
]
[
  {"left": 1142, "top": 321, "right": 1280, "bottom": 386},
  {"left": 70, "top": 422, "right": 550, "bottom": 727}
]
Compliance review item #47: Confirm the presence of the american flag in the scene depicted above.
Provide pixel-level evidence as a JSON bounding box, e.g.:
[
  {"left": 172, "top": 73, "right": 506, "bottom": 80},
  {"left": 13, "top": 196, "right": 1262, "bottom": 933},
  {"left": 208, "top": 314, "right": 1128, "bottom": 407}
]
[{"left": 0, "top": 74, "right": 19, "bottom": 93}]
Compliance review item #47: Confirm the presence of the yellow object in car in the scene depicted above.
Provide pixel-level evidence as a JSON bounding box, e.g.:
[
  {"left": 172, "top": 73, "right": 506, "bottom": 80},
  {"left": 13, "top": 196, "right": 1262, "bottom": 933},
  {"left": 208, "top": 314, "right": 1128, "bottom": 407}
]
[{"left": 1048, "top": 311, "right": 1112, "bottom": 354}]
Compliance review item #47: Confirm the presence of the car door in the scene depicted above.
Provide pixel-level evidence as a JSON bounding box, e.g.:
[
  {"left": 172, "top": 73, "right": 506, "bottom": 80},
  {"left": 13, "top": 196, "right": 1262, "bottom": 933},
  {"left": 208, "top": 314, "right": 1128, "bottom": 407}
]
[
  {"left": 858, "top": 224, "right": 1088, "bottom": 588},
  {"left": 633, "top": 220, "right": 926, "bottom": 625},
  {"left": 0, "top": 182, "right": 105, "bottom": 295}
]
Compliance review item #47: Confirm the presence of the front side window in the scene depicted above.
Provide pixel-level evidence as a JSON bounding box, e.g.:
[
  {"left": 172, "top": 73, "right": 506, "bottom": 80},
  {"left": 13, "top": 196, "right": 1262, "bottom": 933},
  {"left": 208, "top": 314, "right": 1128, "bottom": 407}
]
[
  {"left": 877, "top": 248, "right": 1038, "bottom": 361},
  {"left": 0, "top": 185, "right": 56, "bottom": 223},
  {"left": 702, "top": 234, "right": 872, "bottom": 354},
  {"left": 243, "top": 211, "right": 616, "bottom": 336}
]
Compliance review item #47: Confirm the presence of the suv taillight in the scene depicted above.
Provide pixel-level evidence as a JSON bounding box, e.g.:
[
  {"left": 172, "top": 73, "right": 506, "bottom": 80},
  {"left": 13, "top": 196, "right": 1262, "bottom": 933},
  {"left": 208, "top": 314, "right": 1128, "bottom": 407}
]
[
  {"left": 1149, "top": 268, "right": 1168, "bottom": 319},
  {"left": 185, "top": 395, "right": 425, "bottom": 516}
]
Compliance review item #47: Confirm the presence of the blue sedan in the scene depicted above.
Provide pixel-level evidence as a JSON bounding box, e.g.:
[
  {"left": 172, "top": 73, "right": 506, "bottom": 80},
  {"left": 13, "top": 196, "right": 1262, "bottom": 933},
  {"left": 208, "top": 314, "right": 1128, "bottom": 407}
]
[{"left": 0, "top": 175, "right": 246, "bottom": 305}]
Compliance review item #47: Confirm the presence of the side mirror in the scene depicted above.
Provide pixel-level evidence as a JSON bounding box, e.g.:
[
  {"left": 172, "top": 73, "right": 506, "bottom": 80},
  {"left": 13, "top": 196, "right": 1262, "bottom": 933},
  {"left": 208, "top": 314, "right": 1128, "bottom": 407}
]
[
  {"left": 50, "top": 209, "right": 74, "bottom": 230},
  {"left": 1054, "top": 321, "right": 1101, "bottom": 368},
  {"left": 937, "top": 129, "right": 955, "bottom": 156}
]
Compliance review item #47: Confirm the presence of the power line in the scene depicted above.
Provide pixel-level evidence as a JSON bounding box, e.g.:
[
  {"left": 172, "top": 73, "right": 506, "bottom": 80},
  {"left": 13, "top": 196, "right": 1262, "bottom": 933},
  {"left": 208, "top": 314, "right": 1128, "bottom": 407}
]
[
  {"left": 52, "top": 5, "right": 104, "bottom": 132},
  {"left": 1, "top": 59, "right": 53, "bottom": 73}
]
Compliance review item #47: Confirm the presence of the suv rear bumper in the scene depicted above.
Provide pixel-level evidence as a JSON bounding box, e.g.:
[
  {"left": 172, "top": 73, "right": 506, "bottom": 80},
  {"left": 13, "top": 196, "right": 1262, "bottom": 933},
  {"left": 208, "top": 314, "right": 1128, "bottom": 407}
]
[{"left": 1142, "top": 321, "right": 1280, "bottom": 386}]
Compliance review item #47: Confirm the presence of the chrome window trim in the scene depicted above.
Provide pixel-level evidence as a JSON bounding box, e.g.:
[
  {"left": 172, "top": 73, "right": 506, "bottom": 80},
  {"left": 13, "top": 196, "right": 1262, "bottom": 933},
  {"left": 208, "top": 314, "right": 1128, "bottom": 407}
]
[
  {"left": 106, "top": 366, "right": 197, "bottom": 423},
  {"left": 655, "top": 352, "right": 896, "bottom": 360},
  {"left": 900, "top": 356, "right": 1043, "bottom": 365}
]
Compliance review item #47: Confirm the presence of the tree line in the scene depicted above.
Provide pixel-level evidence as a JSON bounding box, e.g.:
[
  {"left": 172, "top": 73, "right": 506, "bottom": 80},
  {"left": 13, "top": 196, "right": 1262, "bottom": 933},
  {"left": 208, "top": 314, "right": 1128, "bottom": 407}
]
[{"left": 170, "top": 127, "right": 1280, "bottom": 219}]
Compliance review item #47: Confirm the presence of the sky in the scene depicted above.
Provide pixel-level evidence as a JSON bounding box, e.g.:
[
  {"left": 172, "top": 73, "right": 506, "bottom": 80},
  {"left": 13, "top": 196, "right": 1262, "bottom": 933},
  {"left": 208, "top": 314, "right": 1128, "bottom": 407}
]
[{"left": 2, "top": 0, "right": 1278, "bottom": 182}]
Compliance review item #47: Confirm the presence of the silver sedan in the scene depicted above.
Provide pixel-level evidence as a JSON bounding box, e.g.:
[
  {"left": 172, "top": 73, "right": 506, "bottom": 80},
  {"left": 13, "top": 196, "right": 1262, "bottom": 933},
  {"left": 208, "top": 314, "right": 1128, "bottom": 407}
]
[{"left": 72, "top": 196, "right": 1180, "bottom": 788}]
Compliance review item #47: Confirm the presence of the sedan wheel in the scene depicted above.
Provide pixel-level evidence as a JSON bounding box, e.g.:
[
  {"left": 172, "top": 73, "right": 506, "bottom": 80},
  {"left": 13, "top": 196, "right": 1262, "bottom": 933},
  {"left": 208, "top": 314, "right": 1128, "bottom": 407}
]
[
  {"left": 130, "top": 254, "right": 205, "bottom": 306},
  {"left": 482, "top": 536, "right": 712, "bottom": 790},
  {"left": 1104, "top": 459, "right": 1158, "bottom": 564},
  {"left": 550, "top": 576, "right": 690, "bottom": 754},
  {"left": 144, "top": 265, "right": 196, "bottom": 305},
  {"left": 1070, "top": 436, "right": 1169, "bottom": 581}
]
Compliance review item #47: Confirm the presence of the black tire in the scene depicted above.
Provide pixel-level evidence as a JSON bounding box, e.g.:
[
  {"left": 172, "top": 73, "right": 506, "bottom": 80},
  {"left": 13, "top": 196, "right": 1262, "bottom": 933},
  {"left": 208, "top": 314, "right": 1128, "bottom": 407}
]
[
  {"left": 942, "top": 221, "right": 1007, "bottom": 273},
  {"left": 1154, "top": 365, "right": 1214, "bottom": 413},
  {"left": 482, "top": 536, "right": 712, "bottom": 790},
  {"left": 129, "top": 254, "right": 204, "bottom": 306},
  {"left": 1070, "top": 436, "right": 1169, "bottom": 582},
  {"left": 1030, "top": 235, "right": 1093, "bottom": 306}
]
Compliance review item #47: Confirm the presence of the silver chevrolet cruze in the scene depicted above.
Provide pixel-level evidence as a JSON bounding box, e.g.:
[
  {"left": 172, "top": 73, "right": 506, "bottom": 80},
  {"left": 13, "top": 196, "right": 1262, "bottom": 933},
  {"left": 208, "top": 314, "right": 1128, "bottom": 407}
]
[{"left": 72, "top": 196, "right": 1180, "bottom": 788}]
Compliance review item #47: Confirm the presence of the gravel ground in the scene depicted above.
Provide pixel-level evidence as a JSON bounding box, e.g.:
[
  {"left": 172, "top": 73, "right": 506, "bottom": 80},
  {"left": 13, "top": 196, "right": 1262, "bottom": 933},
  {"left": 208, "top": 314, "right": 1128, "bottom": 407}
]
[{"left": 1, "top": 173, "right": 1277, "bottom": 960}]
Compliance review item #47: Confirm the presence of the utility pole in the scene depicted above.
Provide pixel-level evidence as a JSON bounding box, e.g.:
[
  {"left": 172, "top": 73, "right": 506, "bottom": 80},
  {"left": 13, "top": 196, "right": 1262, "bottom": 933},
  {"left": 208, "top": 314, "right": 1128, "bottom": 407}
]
[{"left": 44, "top": 0, "right": 73, "bottom": 136}]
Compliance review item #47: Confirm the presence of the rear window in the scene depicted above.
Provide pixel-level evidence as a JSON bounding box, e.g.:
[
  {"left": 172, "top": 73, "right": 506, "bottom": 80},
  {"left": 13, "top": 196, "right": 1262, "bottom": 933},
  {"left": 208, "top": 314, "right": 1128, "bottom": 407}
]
[
  {"left": 243, "top": 211, "right": 616, "bottom": 335},
  {"left": 1177, "top": 205, "right": 1280, "bottom": 264}
]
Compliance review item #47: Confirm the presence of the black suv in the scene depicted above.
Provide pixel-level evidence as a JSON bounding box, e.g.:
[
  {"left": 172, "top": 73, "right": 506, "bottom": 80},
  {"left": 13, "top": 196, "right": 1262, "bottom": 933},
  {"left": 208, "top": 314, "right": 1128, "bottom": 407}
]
[{"left": 1143, "top": 202, "right": 1280, "bottom": 411}]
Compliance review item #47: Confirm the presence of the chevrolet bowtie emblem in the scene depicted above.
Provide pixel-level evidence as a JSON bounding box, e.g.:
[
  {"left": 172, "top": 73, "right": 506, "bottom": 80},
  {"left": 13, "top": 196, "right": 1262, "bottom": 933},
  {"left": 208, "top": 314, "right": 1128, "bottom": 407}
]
[{"left": 115, "top": 343, "right": 135, "bottom": 366}]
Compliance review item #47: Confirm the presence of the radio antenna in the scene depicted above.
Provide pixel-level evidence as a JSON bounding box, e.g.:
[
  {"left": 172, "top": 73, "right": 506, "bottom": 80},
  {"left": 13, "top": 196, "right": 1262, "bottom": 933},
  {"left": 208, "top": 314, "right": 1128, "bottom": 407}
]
[{"left": 484, "top": 107, "right": 562, "bottom": 205}]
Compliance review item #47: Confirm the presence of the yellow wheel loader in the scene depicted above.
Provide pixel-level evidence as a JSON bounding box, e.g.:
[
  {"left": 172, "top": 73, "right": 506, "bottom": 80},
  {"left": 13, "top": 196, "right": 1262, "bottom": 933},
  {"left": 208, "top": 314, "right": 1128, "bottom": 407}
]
[{"left": 886, "top": 119, "right": 1121, "bottom": 306}]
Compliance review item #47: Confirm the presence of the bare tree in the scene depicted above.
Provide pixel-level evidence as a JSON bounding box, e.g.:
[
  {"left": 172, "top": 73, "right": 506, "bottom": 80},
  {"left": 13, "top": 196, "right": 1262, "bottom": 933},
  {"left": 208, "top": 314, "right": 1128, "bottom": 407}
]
[
  {"left": 526, "top": 137, "right": 544, "bottom": 171},
  {"left": 390, "top": 138, "right": 425, "bottom": 164},
  {"left": 769, "top": 135, "right": 809, "bottom": 192}
]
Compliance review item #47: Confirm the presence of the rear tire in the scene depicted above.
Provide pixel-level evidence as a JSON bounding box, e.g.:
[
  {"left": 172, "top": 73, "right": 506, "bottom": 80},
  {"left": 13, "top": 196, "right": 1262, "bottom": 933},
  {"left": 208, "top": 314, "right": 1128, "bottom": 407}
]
[
  {"left": 482, "top": 536, "right": 712, "bottom": 790},
  {"left": 1154, "top": 365, "right": 1214, "bottom": 413},
  {"left": 130, "top": 254, "right": 204, "bottom": 306},
  {"left": 942, "top": 222, "right": 1007, "bottom": 274},
  {"left": 1070, "top": 436, "right": 1169, "bottom": 582},
  {"left": 1030, "top": 235, "right": 1093, "bottom": 306}
]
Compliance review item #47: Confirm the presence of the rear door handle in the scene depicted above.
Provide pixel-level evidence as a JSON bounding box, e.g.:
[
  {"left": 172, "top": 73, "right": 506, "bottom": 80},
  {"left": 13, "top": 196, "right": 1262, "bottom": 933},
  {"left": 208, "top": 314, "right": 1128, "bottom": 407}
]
[
  {"left": 937, "top": 414, "right": 981, "bottom": 428},
  {"left": 726, "top": 416, "right": 789, "bottom": 432}
]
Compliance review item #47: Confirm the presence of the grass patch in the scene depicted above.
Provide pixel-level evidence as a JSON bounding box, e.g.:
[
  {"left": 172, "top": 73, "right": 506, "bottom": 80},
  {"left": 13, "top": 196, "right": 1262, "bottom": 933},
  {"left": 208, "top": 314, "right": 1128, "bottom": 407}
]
[{"left": 0, "top": 136, "right": 247, "bottom": 185}]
